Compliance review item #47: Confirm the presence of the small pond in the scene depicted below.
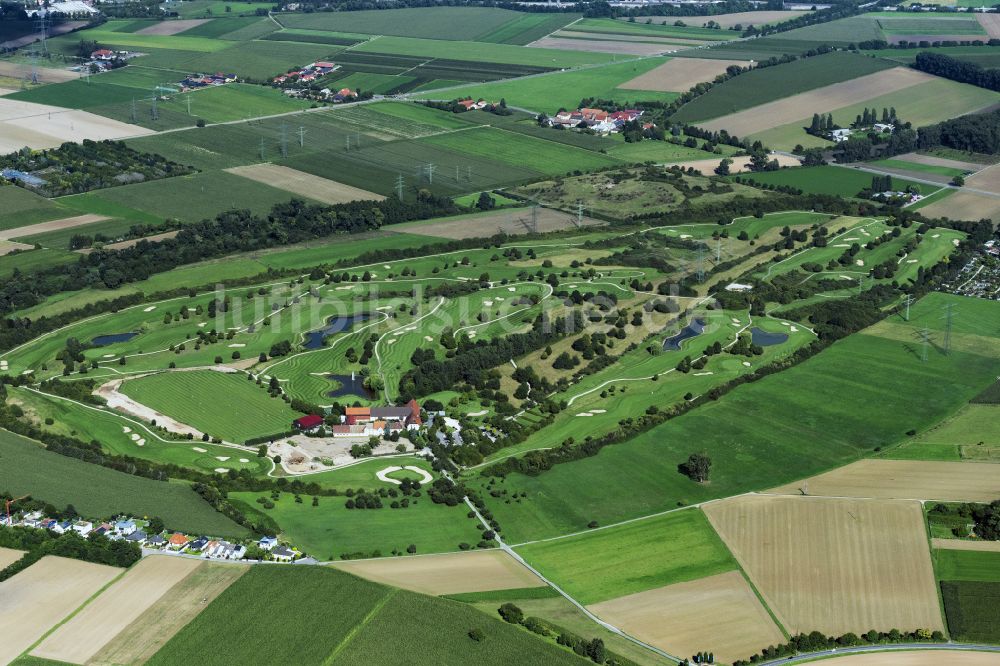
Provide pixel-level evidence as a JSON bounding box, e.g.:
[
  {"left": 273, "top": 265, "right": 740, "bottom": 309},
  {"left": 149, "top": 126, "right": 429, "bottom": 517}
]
[
  {"left": 303, "top": 314, "right": 370, "bottom": 350},
  {"left": 663, "top": 318, "right": 706, "bottom": 351},
  {"left": 327, "top": 374, "right": 376, "bottom": 399},
  {"left": 750, "top": 327, "right": 789, "bottom": 347},
  {"left": 91, "top": 332, "right": 138, "bottom": 347}
]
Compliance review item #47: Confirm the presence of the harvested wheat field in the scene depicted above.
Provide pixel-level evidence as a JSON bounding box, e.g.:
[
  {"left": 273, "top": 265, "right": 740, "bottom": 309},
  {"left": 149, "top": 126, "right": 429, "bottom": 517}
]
[
  {"left": 528, "top": 37, "right": 678, "bottom": 55},
  {"left": 704, "top": 495, "right": 944, "bottom": 636},
  {"left": 0, "top": 60, "right": 80, "bottom": 84},
  {"left": 700, "top": 68, "right": 933, "bottom": 133},
  {"left": 589, "top": 571, "right": 784, "bottom": 664},
  {"left": 225, "top": 164, "right": 384, "bottom": 205},
  {"left": 0, "top": 555, "right": 122, "bottom": 665},
  {"left": 966, "top": 163, "right": 1000, "bottom": 195},
  {"left": 979, "top": 13, "right": 1000, "bottom": 38},
  {"left": 0, "top": 213, "right": 109, "bottom": 241},
  {"left": 32, "top": 555, "right": 202, "bottom": 664},
  {"left": 401, "top": 207, "right": 604, "bottom": 239},
  {"left": 921, "top": 191, "right": 1000, "bottom": 222},
  {"left": 620, "top": 58, "right": 748, "bottom": 92},
  {"left": 931, "top": 538, "right": 1000, "bottom": 553},
  {"left": 770, "top": 459, "right": 1000, "bottom": 502},
  {"left": 0, "top": 98, "right": 153, "bottom": 153},
  {"left": 0, "top": 239, "right": 32, "bottom": 255},
  {"left": 898, "top": 152, "right": 985, "bottom": 173},
  {"left": 0, "top": 546, "right": 24, "bottom": 569},
  {"left": 135, "top": 19, "right": 211, "bottom": 35},
  {"left": 804, "top": 650, "right": 1000, "bottom": 665},
  {"left": 88, "top": 561, "right": 248, "bottom": 666},
  {"left": 331, "top": 550, "right": 544, "bottom": 595},
  {"left": 663, "top": 153, "right": 800, "bottom": 173},
  {"left": 628, "top": 11, "right": 808, "bottom": 28},
  {"left": 555, "top": 30, "right": 698, "bottom": 45}
]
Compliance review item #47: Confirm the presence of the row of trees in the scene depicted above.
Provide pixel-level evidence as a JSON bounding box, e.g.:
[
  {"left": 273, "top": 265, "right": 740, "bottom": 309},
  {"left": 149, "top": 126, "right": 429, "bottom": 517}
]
[
  {"left": 918, "top": 108, "right": 1000, "bottom": 154},
  {"left": 914, "top": 51, "right": 1000, "bottom": 92}
]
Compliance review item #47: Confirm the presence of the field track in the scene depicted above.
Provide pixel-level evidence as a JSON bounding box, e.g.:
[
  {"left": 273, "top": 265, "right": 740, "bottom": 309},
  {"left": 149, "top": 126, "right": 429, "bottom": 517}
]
[
  {"left": 619, "top": 58, "right": 748, "bottom": 92},
  {"left": 331, "top": 550, "right": 545, "bottom": 595},
  {"left": 699, "top": 67, "right": 933, "bottom": 133},
  {"left": 88, "top": 561, "right": 248, "bottom": 666},
  {"left": 224, "top": 164, "right": 385, "bottom": 205},
  {"left": 32, "top": 555, "right": 203, "bottom": 664},
  {"left": 769, "top": 459, "right": 1000, "bottom": 502},
  {"left": 0, "top": 546, "right": 24, "bottom": 569},
  {"left": 135, "top": 19, "right": 211, "bottom": 35},
  {"left": 704, "top": 495, "right": 944, "bottom": 635},
  {"left": 0, "top": 555, "right": 121, "bottom": 665},
  {"left": 0, "top": 214, "right": 109, "bottom": 241},
  {"left": 931, "top": 538, "right": 1000, "bottom": 553},
  {"left": 588, "top": 570, "right": 785, "bottom": 664},
  {"left": 798, "top": 650, "right": 1000, "bottom": 665}
]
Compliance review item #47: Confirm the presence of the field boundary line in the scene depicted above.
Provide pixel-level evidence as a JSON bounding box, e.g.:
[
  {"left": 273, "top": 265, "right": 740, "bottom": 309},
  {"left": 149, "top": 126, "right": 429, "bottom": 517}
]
[{"left": 322, "top": 587, "right": 397, "bottom": 665}]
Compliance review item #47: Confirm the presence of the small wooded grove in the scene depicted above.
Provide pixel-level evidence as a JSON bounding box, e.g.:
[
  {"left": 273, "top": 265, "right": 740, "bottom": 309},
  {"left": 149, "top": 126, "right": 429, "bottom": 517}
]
[
  {"left": 918, "top": 108, "right": 1000, "bottom": 155},
  {"left": 914, "top": 51, "right": 1000, "bottom": 93}
]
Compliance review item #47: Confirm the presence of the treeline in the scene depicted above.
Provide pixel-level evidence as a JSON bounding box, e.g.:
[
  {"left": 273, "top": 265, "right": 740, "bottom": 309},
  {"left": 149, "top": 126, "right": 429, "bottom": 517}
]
[
  {"left": 918, "top": 108, "right": 1000, "bottom": 154},
  {"left": 0, "top": 524, "right": 141, "bottom": 582},
  {"left": 0, "top": 193, "right": 458, "bottom": 319},
  {"left": 745, "top": 2, "right": 864, "bottom": 38},
  {"left": 734, "top": 628, "right": 945, "bottom": 665},
  {"left": 914, "top": 51, "right": 1000, "bottom": 92}
]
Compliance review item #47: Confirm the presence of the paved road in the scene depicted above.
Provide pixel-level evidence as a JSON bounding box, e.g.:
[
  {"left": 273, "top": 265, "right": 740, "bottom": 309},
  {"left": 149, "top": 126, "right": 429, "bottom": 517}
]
[{"left": 760, "top": 642, "right": 1000, "bottom": 665}]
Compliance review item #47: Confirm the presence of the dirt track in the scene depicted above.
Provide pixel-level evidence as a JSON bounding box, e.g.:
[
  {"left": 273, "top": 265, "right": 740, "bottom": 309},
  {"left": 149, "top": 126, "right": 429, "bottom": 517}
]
[
  {"left": 529, "top": 37, "right": 680, "bottom": 55},
  {"left": 136, "top": 19, "right": 211, "bottom": 36},
  {"left": 0, "top": 555, "right": 121, "bottom": 665},
  {"left": 620, "top": 58, "right": 748, "bottom": 92},
  {"left": 588, "top": 571, "right": 784, "bottom": 664},
  {"left": 0, "top": 213, "right": 109, "bottom": 240},
  {"left": 768, "top": 459, "right": 1000, "bottom": 502},
  {"left": 699, "top": 68, "right": 933, "bottom": 132},
  {"left": 931, "top": 538, "right": 1000, "bottom": 553},
  {"left": 225, "top": 164, "right": 384, "bottom": 205},
  {"left": 32, "top": 555, "right": 202, "bottom": 664},
  {"left": 705, "top": 495, "right": 944, "bottom": 636},
  {"left": 897, "top": 152, "right": 985, "bottom": 172},
  {"left": 332, "top": 550, "right": 545, "bottom": 595}
]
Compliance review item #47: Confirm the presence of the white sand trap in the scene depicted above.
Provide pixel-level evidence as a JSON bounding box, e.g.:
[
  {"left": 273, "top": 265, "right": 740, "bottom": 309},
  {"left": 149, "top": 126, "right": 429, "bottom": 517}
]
[
  {"left": 590, "top": 409, "right": 607, "bottom": 414},
  {"left": 424, "top": 336, "right": 433, "bottom": 341},
  {"left": 833, "top": 244, "right": 850, "bottom": 247},
  {"left": 376, "top": 465, "right": 433, "bottom": 485},
  {"left": 743, "top": 361, "right": 751, "bottom": 366},
  {"left": 855, "top": 260, "right": 865, "bottom": 267},
  {"left": 216, "top": 456, "right": 229, "bottom": 462},
  {"left": 468, "top": 331, "right": 477, "bottom": 338},
  {"left": 790, "top": 326, "right": 799, "bottom": 332},
  {"left": 693, "top": 371, "right": 714, "bottom": 376},
  {"left": 843, "top": 237, "right": 859, "bottom": 241},
  {"left": 102, "top": 353, "right": 115, "bottom": 358},
  {"left": 468, "top": 410, "right": 488, "bottom": 417},
  {"left": 508, "top": 287, "right": 516, "bottom": 292},
  {"left": 198, "top": 322, "right": 206, "bottom": 327},
  {"left": 839, "top": 275, "right": 851, "bottom": 280},
  {"left": 228, "top": 343, "right": 245, "bottom": 348},
  {"left": 122, "top": 426, "right": 131, "bottom": 433},
  {"left": 335, "top": 286, "right": 353, "bottom": 290},
  {"left": 780, "top": 322, "right": 790, "bottom": 326},
  {"left": 575, "top": 412, "right": 594, "bottom": 417},
  {"left": 143, "top": 306, "right": 156, "bottom": 312},
  {"left": 680, "top": 234, "right": 692, "bottom": 239},
  {"left": 953, "top": 239, "right": 961, "bottom": 246},
  {"left": 130, "top": 433, "right": 140, "bottom": 441},
  {"left": 192, "top": 447, "right": 207, "bottom": 453},
  {"left": 214, "top": 468, "right": 228, "bottom": 473},
  {"left": 239, "top": 458, "right": 249, "bottom": 463},
  {"left": 907, "top": 259, "right": 918, "bottom": 263},
  {"left": 483, "top": 300, "right": 494, "bottom": 306},
  {"left": 932, "top": 234, "right": 941, "bottom": 238},
  {"left": 731, "top": 318, "right": 740, "bottom": 323},
  {"left": 405, "top": 326, "right": 417, "bottom": 332},
  {"left": 376, "top": 305, "right": 392, "bottom": 310},
  {"left": 387, "top": 339, "right": 397, "bottom": 345},
  {"left": 496, "top": 297, "right": 505, "bottom": 301},
  {"left": 136, "top": 439, "right": 145, "bottom": 446}
]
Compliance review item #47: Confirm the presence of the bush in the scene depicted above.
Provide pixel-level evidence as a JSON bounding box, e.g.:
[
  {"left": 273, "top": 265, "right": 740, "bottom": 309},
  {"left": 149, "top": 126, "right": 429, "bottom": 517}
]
[{"left": 498, "top": 602, "right": 523, "bottom": 624}]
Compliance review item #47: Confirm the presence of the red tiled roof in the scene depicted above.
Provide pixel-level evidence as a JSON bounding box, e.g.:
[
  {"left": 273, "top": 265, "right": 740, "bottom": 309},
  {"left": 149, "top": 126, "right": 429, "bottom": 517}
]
[{"left": 294, "top": 414, "right": 323, "bottom": 429}]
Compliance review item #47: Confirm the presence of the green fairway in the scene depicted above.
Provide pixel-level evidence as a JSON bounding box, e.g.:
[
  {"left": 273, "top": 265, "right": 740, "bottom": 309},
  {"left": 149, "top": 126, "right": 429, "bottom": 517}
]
[
  {"left": 935, "top": 549, "right": 1000, "bottom": 582},
  {"left": 515, "top": 508, "right": 737, "bottom": 604},
  {"left": 671, "top": 51, "right": 896, "bottom": 123},
  {"left": 119, "top": 370, "right": 303, "bottom": 443},
  {"left": 470, "top": 293, "right": 1000, "bottom": 542},
  {"left": 0, "top": 428, "right": 247, "bottom": 535},
  {"left": 415, "top": 58, "right": 678, "bottom": 112},
  {"left": 148, "top": 565, "right": 586, "bottom": 665}
]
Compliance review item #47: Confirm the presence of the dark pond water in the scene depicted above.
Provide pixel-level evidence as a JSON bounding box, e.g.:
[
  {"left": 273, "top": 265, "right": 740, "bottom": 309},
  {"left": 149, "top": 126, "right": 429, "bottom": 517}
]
[
  {"left": 751, "top": 327, "right": 789, "bottom": 347},
  {"left": 663, "top": 318, "right": 706, "bottom": 351},
  {"left": 303, "top": 314, "right": 370, "bottom": 350},
  {"left": 91, "top": 332, "right": 138, "bottom": 347},
  {"left": 327, "top": 374, "right": 376, "bottom": 399}
]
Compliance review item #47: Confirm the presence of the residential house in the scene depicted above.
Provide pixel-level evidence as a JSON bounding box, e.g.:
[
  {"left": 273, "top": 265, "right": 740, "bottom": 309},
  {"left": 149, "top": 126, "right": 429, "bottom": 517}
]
[
  {"left": 147, "top": 534, "right": 167, "bottom": 548},
  {"left": 830, "top": 128, "right": 853, "bottom": 143},
  {"left": 91, "top": 49, "right": 114, "bottom": 61},
  {"left": 272, "top": 546, "right": 296, "bottom": 562},
  {"left": 125, "top": 530, "right": 147, "bottom": 545},
  {"left": 71, "top": 520, "right": 92, "bottom": 536},
  {"left": 187, "top": 536, "right": 209, "bottom": 553},
  {"left": 167, "top": 533, "right": 190, "bottom": 550},
  {"left": 52, "top": 520, "right": 71, "bottom": 534},
  {"left": 258, "top": 536, "right": 278, "bottom": 551},
  {"left": 342, "top": 400, "right": 422, "bottom": 436},
  {"left": 115, "top": 519, "right": 136, "bottom": 536},
  {"left": 293, "top": 414, "right": 324, "bottom": 432}
]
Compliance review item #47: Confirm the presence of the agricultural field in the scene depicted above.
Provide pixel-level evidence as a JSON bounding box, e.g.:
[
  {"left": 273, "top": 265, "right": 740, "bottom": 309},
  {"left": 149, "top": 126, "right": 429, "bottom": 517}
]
[
  {"left": 0, "top": 429, "right": 249, "bottom": 535},
  {"left": 278, "top": 7, "right": 538, "bottom": 41},
  {"left": 735, "top": 165, "right": 925, "bottom": 198},
  {"left": 934, "top": 549, "right": 1000, "bottom": 582},
  {"left": 941, "top": 580, "right": 1000, "bottom": 643}
]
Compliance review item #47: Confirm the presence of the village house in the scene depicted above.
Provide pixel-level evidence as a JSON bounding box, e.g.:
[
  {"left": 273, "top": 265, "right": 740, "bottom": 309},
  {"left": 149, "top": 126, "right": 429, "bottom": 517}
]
[
  {"left": 91, "top": 49, "right": 115, "bottom": 61},
  {"left": 830, "top": 128, "right": 853, "bottom": 143},
  {"left": 114, "top": 519, "right": 137, "bottom": 536},
  {"left": 271, "top": 545, "right": 297, "bottom": 562},
  {"left": 341, "top": 400, "right": 422, "bottom": 436},
  {"left": 147, "top": 534, "right": 167, "bottom": 548},
  {"left": 187, "top": 536, "right": 209, "bottom": 553},
  {"left": 167, "top": 533, "right": 190, "bottom": 550},
  {"left": 293, "top": 414, "right": 324, "bottom": 432},
  {"left": 126, "top": 530, "right": 147, "bottom": 545},
  {"left": 258, "top": 536, "right": 278, "bottom": 551},
  {"left": 548, "top": 107, "right": 643, "bottom": 134}
]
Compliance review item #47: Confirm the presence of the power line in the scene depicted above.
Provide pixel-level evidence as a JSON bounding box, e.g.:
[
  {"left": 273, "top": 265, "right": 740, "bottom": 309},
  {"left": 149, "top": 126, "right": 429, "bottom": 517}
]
[
  {"left": 902, "top": 295, "right": 915, "bottom": 321},
  {"left": 395, "top": 174, "right": 404, "bottom": 201},
  {"left": 942, "top": 302, "right": 955, "bottom": 355},
  {"left": 297, "top": 126, "right": 306, "bottom": 148},
  {"left": 920, "top": 327, "right": 930, "bottom": 362}
]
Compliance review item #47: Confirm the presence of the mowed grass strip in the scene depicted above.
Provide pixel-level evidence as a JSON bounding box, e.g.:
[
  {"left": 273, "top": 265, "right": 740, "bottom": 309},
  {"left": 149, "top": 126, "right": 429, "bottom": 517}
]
[
  {"left": 0, "top": 429, "right": 246, "bottom": 535},
  {"left": 118, "top": 370, "right": 302, "bottom": 443},
  {"left": 935, "top": 549, "right": 1000, "bottom": 582},
  {"left": 515, "top": 508, "right": 737, "bottom": 604},
  {"left": 419, "top": 127, "right": 620, "bottom": 175}
]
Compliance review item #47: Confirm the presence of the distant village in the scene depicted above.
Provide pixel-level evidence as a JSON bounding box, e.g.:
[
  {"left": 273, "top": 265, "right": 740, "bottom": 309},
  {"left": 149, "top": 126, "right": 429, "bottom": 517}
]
[
  {"left": 272, "top": 61, "right": 360, "bottom": 103},
  {"left": 545, "top": 107, "right": 649, "bottom": 135}
]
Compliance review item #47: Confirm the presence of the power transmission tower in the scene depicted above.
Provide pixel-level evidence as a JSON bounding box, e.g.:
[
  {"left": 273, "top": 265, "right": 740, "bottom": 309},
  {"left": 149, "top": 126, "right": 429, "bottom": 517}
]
[
  {"left": 942, "top": 303, "right": 955, "bottom": 355},
  {"left": 395, "top": 174, "right": 404, "bottom": 200},
  {"left": 716, "top": 237, "right": 722, "bottom": 262},
  {"left": 455, "top": 165, "right": 460, "bottom": 182},
  {"left": 150, "top": 95, "right": 158, "bottom": 121},
  {"left": 280, "top": 123, "right": 288, "bottom": 159},
  {"left": 920, "top": 327, "right": 930, "bottom": 362},
  {"left": 297, "top": 126, "right": 306, "bottom": 148},
  {"left": 576, "top": 201, "right": 584, "bottom": 228},
  {"left": 425, "top": 163, "right": 436, "bottom": 185},
  {"left": 35, "top": 11, "right": 48, "bottom": 57},
  {"left": 902, "top": 295, "right": 915, "bottom": 321},
  {"left": 531, "top": 205, "right": 538, "bottom": 234},
  {"left": 345, "top": 135, "right": 350, "bottom": 151},
  {"left": 259, "top": 136, "right": 265, "bottom": 161},
  {"left": 697, "top": 247, "right": 705, "bottom": 282}
]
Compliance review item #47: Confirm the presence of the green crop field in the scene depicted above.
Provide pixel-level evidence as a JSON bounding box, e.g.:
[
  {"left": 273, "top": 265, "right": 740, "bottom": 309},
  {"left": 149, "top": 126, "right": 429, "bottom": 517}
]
[
  {"left": 415, "top": 58, "right": 678, "bottom": 111},
  {"left": 890, "top": 403, "right": 1000, "bottom": 462},
  {"left": 350, "top": 35, "right": 617, "bottom": 68},
  {"left": 119, "top": 370, "right": 303, "bottom": 443},
  {"left": 736, "top": 166, "right": 924, "bottom": 198},
  {"left": 149, "top": 565, "right": 585, "bottom": 665},
  {"left": 0, "top": 248, "right": 78, "bottom": 280},
  {"left": 478, "top": 13, "right": 581, "bottom": 45},
  {"left": 182, "top": 40, "right": 340, "bottom": 79},
  {"left": 770, "top": 15, "right": 886, "bottom": 45},
  {"left": 47, "top": 22, "right": 230, "bottom": 52},
  {"left": 935, "top": 549, "right": 1000, "bottom": 582},
  {"left": 869, "top": 158, "right": 971, "bottom": 179},
  {"left": 469, "top": 293, "right": 1000, "bottom": 542},
  {"left": 174, "top": 0, "right": 277, "bottom": 18},
  {"left": 279, "top": 7, "right": 527, "bottom": 41},
  {"left": 876, "top": 16, "right": 986, "bottom": 36},
  {"left": 941, "top": 580, "right": 1000, "bottom": 643},
  {"left": 0, "top": 185, "right": 69, "bottom": 231},
  {"left": 231, "top": 486, "right": 483, "bottom": 559},
  {"left": 0, "top": 428, "right": 247, "bottom": 535},
  {"left": 515, "top": 508, "right": 737, "bottom": 604},
  {"left": 871, "top": 45, "right": 1000, "bottom": 67},
  {"left": 671, "top": 52, "right": 896, "bottom": 123},
  {"left": 573, "top": 18, "right": 739, "bottom": 41}
]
